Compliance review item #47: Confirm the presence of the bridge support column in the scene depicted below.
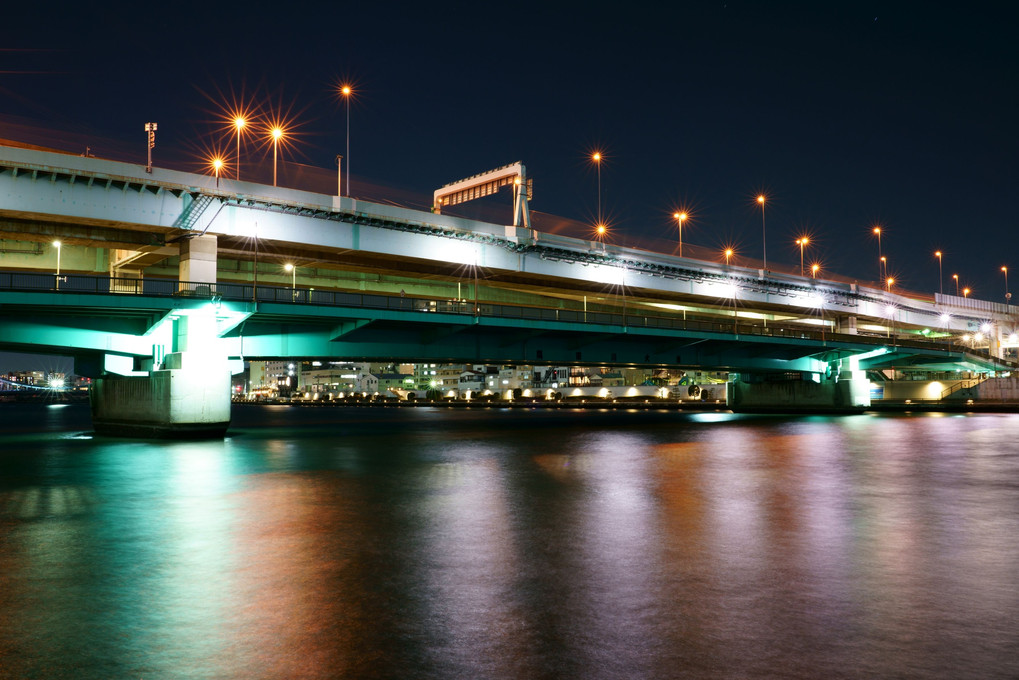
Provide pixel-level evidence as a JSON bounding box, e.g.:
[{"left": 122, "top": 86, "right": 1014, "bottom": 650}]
[
  {"left": 90, "top": 309, "right": 231, "bottom": 438},
  {"left": 726, "top": 366, "right": 870, "bottom": 413},
  {"left": 179, "top": 234, "right": 218, "bottom": 285}
]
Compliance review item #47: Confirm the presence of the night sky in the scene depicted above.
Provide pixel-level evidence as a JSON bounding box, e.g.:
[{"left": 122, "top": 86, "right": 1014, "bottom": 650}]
[{"left": 1, "top": 2, "right": 1017, "bottom": 372}]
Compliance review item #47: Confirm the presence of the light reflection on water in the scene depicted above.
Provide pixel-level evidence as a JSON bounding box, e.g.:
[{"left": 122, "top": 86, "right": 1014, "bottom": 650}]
[{"left": 0, "top": 404, "right": 1018, "bottom": 679}]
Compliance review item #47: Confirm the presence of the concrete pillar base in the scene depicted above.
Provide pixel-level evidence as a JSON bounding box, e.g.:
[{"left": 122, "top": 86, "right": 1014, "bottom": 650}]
[{"left": 727, "top": 373, "right": 871, "bottom": 413}]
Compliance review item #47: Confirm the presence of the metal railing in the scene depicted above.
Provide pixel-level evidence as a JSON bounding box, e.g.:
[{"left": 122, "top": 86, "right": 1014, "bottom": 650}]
[{"left": 0, "top": 271, "right": 1010, "bottom": 365}]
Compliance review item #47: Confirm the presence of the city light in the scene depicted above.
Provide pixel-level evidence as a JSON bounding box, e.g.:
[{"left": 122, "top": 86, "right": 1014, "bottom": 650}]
[
  {"left": 592, "top": 151, "right": 604, "bottom": 229},
  {"left": 211, "top": 157, "right": 224, "bottom": 187},
  {"left": 873, "top": 226, "right": 883, "bottom": 281},
  {"left": 796, "top": 236, "right": 809, "bottom": 276},
  {"left": 757, "top": 194, "right": 767, "bottom": 269},
  {"left": 673, "top": 211, "right": 688, "bottom": 257},
  {"left": 269, "top": 125, "right": 285, "bottom": 187},
  {"left": 935, "top": 250, "right": 943, "bottom": 296},
  {"left": 339, "top": 83, "right": 353, "bottom": 196}
]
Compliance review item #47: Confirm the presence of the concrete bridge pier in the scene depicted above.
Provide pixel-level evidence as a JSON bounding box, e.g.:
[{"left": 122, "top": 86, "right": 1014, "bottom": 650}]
[
  {"left": 89, "top": 309, "right": 232, "bottom": 438},
  {"left": 726, "top": 363, "right": 871, "bottom": 413}
]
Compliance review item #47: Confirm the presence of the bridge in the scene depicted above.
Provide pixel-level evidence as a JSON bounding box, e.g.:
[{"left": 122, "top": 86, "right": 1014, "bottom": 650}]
[{"left": 0, "top": 143, "right": 1015, "bottom": 433}]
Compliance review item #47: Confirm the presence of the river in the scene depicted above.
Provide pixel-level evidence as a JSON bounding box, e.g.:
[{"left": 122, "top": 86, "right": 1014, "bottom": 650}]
[{"left": 1, "top": 403, "right": 1017, "bottom": 679}]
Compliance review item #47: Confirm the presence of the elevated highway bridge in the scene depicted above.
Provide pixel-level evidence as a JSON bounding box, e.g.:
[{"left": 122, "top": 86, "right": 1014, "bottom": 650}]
[{"left": 0, "top": 143, "right": 1015, "bottom": 432}]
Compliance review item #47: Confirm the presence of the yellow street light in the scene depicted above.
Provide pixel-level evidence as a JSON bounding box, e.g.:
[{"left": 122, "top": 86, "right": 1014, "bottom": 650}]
[
  {"left": 873, "top": 226, "right": 883, "bottom": 280},
  {"left": 340, "top": 84, "right": 353, "bottom": 195},
  {"left": 592, "top": 151, "right": 603, "bottom": 227},
  {"left": 886, "top": 276, "right": 894, "bottom": 292},
  {"left": 811, "top": 263, "right": 820, "bottom": 278},
  {"left": 952, "top": 273, "right": 960, "bottom": 296},
  {"left": 673, "top": 211, "right": 688, "bottom": 257},
  {"left": 724, "top": 248, "right": 734, "bottom": 265},
  {"left": 796, "top": 236, "right": 809, "bottom": 276},
  {"left": 1003, "top": 265, "right": 1011, "bottom": 303},
  {"left": 270, "top": 126, "right": 284, "bottom": 186},
  {"left": 963, "top": 287, "right": 970, "bottom": 298},
  {"left": 284, "top": 262, "right": 296, "bottom": 298},
  {"left": 757, "top": 194, "right": 767, "bottom": 269},
  {"left": 935, "top": 250, "right": 943, "bottom": 296},
  {"left": 233, "top": 116, "right": 246, "bottom": 180},
  {"left": 212, "top": 157, "right": 224, "bottom": 188}
]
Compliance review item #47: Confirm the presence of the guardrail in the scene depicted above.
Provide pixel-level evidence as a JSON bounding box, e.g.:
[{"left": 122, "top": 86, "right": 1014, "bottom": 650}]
[{"left": 0, "top": 271, "right": 1009, "bottom": 365}]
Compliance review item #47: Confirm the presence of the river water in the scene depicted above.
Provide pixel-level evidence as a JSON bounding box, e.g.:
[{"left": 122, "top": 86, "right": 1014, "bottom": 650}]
[{"left": 1, "top": 403, "right": 1018, "bottom": 679}]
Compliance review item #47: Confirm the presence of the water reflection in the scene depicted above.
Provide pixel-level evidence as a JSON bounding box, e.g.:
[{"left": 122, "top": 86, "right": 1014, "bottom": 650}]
[{"left": 0, "top": 405, "right": 1018, "bottom": 679}]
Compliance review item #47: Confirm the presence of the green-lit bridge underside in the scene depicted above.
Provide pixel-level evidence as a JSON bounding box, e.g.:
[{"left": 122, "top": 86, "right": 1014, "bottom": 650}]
[{"left": 0, "top": 284, "right": 1003, "bottom": 377}]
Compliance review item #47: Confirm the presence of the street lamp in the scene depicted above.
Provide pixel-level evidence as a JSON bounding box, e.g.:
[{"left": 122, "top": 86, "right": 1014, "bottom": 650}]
[
  {"left": 592, "top": 152, "right": 603, "bottom": 227},
  {"left": 724, "top": 248, "right": 734, "bottom": 265},
  {"left": 886, "top": 276, "right": 894, "bottom": 292},
  {"left": 873, "top": 226, "right": 882, "bottom": 281},
  {"left": 595, "top": 223, "right": 607, "bottom": 240},
  {"left": 953, "top": 273, "right": 960, "bottom": 296},
  {"left": 811, "top": 263, "right": 820, "bottom": 278},
  {"left": 335, "top": 154, "right": 343, "bottom": 196},
  {"left": 963, "top": 287, "right": 970, "bottom": 298},
  {"left": 53, "top": 240, "right": 61, "bottom": 290},
  {"left": 757, "top": 194, "right": 767, "bottom": 269},
  {"left": 673, "top": 212, "right": 687, "bottom": 257},
  {"left": 270, "top": 126, "right": 284, "bottom": 187},
  {"left": 284, "top": 262, "right": 296, "bottom": 300},
  {"left": 935, "top": 250, "right": 943, "bottom": 296},
  {"left": 233, "top": 116, "right": 246, "bottom": 180},
  {"left": 340, "top": 84, "right": 352, "bottom": 196},
  {"left": 212, "top": 157, "right": 224, "bottom": 188},
  {"left": 880, "top": 256, "right": 887, "bottom": 282},
  {"left": 796, "top": 236, "right": 809, "bottom": 276},
  {"left": 1003, "top": 266, "right": 1010, "bottom": 303}
]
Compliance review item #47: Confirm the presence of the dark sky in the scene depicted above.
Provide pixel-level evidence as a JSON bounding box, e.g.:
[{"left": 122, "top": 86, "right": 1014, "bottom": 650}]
[{"left": 2, "top": 2, "right": 1018, "bottom": 372}]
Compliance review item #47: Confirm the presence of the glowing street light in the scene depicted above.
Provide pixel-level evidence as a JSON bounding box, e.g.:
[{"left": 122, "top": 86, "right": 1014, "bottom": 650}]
[
  {"left": 880, "top": 256, "right": 887, "bottom": 282},
  {"left": 592, "top": 151, "right": 603, "bottom": 227},
  {"left": 952, "top": 273, "right": 960, "bottom": 296},
  {"left": 1003, "top": 265, "right": 1011, "bottom": 303},
  {"left": 963, "top": 287, "right": 970, "bottom": 298},
  {"left": 873, "top": 226, "right": 883, "bottom": 281},
  {"left": 233, "top": 116, "right": 246, "bottom": 180},
  {"left": 934, "top": 250, "right": 943, "bottom": 296},
  {"left": 796, "top": 236, "right": 809, "bottom": 276},
  {"left": 212, "top": 157, "right": 224, "bottom": 188},
  {"left": 757, "top": 194, "right": 767, "bottom": 270},
  {"left": 673, "top": 211, "right": 687, "bottom": 257},
  {"left": 811, "top": 263, "right": 820, "bottom": 278},
  {"left": 595, "top": 223, "right": 607, "bottom": 240},
  {"left": 724, "top": 248, "right": 734, "bottom": 265},
  {"left": 53, "top": 240, "right": 61, "bottom": 290},
  {"left": 270, "top": 126, "right": 284, "bottom": 187},
  {"left": 284, "top": 262, "right": 296, "bottom": 299},
  {"left": 886, "top": 276, "right": 895, "bottom": 292},
  {"left": 340, "top": 84, "right": 352, "bottom": 196}
]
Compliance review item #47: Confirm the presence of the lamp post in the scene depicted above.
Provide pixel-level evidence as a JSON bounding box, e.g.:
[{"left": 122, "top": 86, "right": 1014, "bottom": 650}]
[
  {"left": 796, "top": 236, "right": 809, "bottom": 276},
  {"left": 233, "top": 117, "right": 246, "bottom": 180},
  {"left": 53, "top": 240, "right": 61, "bottom": 290},
  {"left": 757, "top": 194, "right": 767, "bottom": 269},
  {"left": 593, "top": 151, "right": 603, "bottom": 230},
  {"left": 880, "top": 256, "right": 887, "bottom": 282},
  {"left": 341, "top": 85, "right": 352, "bottom": 196},
  {"left": 270, "top": 126, "right": 283, "bottom": 187},
  {"left": 953, "top": 273, "right": 959, "bottom": 296},
  {"left": 873, "top": 226, "right": 882, "bottom": 281},
  {"left": 724, "top": 248, "right": 734, "bottom": 265},
  {"left": 811, "top": 263, "right": 819, "bottom": 278},
  {"left": 212, "top": 157, "right": 223, "bottom": 188},
  {"left": 335, "top": 155, "right": 343, "bottom": 196},
  {"left": 673, "top": 212, "right": 687, "bottom": 257},
  {"left": 935, "top": 251, "right": 943, "bottom": 296},
  {"left": 886, "top": 276, "right": 894, "bottom": 292},
  {"left": 1003, "top": 266, "right": 1010, "bottom": 303},
  {"left": 963, "top": 287, "right": 970, "bottom": 298},
  {"left": 284, "top": 263, "right": 296, "bottom": 300}
]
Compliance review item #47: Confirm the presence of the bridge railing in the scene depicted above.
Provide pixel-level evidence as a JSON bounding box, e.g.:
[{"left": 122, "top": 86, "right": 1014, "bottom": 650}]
[{"left": 0, "top": 272, "right": 1007, "bottom": 364}]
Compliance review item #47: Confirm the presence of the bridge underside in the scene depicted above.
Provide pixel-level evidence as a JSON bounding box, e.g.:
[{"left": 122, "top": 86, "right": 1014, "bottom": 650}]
[{"left": 0, "top": 288, "right": 999, "bottom": 378}]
